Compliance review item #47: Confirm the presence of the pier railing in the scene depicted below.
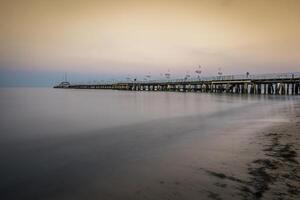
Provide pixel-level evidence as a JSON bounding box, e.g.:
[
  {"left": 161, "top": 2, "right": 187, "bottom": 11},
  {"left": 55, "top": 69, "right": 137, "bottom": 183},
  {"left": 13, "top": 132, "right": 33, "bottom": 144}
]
[
  {"left": 61, "top": 72, "right": 300, "bottom": 85},
  {"left": 126, "top": 72, "right": 300, "bottom": 84}
]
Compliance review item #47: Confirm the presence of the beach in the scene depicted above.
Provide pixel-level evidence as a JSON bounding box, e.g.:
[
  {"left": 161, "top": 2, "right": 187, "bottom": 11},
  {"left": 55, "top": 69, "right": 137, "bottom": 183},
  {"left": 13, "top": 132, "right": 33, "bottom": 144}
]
[
  {"left": 198, "top": 101, "right": 300, "bottom": 200},
  {"left": 0, "top": 88, "right": 299, "bottom": 200}
]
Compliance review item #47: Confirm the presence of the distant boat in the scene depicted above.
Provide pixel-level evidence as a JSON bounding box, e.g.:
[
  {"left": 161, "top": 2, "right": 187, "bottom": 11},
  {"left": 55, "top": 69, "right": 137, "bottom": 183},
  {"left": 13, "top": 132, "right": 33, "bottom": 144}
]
[
  {"left": 54, "top": 73, "right": 70, "bottom": 88},
  {"left": 53, "top": 81, "right": 70, "bottom": 88}
]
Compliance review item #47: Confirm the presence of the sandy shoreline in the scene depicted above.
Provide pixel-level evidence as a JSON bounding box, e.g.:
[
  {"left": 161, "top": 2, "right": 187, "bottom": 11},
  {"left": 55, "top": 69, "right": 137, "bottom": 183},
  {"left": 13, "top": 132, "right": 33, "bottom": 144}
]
[{"left": 200, "top": 102, "right": 300, "bottom": 200}]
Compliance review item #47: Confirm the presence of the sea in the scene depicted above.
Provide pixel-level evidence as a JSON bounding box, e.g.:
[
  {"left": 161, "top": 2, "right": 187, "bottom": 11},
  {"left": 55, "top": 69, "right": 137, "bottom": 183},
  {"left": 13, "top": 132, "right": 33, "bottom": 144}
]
[{"left": 0, "top": 88, "right": 298, "bottom": 200}]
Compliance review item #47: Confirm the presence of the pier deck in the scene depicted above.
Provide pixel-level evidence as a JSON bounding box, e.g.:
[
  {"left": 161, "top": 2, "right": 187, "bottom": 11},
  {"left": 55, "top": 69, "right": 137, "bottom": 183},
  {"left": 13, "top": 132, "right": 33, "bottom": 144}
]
[{"left": 55, "top": 72, "right": 300, "bottom": 95}]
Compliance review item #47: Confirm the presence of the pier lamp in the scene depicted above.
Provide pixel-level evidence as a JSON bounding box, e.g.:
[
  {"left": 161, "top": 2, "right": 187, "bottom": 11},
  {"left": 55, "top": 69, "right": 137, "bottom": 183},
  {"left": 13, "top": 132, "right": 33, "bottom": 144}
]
[
  {"left": 217, "top": 67, "right": 223, "bottom": 80},
  {"left": 184, "top": 71, "right": 191, "bottom": 81},
  {"left": 195, "top": 65, "right": 202, "bottom": 80},
  {"left": 165, "top": 69, "right": 171, "bottom": 80}
]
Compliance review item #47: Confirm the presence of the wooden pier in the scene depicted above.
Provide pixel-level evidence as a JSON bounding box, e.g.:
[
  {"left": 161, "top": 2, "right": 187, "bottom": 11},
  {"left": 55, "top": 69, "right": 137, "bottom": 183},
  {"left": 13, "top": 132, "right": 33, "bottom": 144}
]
[{"left": 55, "top": 72, "right": 300, "bottom": 95}]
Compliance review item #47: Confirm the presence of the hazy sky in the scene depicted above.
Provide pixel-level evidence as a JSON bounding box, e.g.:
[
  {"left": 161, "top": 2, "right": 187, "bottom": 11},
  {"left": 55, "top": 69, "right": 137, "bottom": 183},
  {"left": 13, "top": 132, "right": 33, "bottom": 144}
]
[{"left": 0, "top": 0, "right": 299, "bottom": 86}]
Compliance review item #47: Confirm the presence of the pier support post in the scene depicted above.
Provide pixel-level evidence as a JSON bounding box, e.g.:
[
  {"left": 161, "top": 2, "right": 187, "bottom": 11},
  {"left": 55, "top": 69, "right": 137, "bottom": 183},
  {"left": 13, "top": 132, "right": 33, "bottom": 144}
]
[
  {"left": 210, "top": 84, "right": 213, "bottom": 93},
  {"left": 241, "top": 84, "right": 245, "bottom": 94},
  {"left": 257, "top": 84, "right": 261, "bottom": 94},
  {"left": 269, "top": 84, "right": 275, "bottom": 94},
  {"left": 182, "top": 84, "right": 186, "bottom": 92},
  {"left": 203, "top": 84, "right": 207, "bottom": 93},
  {"left": 275, "top": 84, "right": 279, "bottom": 95},
  {"left": 250, "top": 84, "right": 254, "bottom": 94},
  {"left": 244, "top": 83, "right": 248, "bottom": 94},
  {"left": 236, "top": 84, "right": 240, "bottom": 94},
  {"left": 280, "top": 83, "right": 285, "bottom": 95}
]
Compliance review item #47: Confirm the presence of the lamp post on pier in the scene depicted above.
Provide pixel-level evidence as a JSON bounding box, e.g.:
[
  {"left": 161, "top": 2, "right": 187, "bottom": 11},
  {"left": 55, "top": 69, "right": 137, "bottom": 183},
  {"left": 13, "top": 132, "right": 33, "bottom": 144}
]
[{"left": 195, "top": 65, "right": 202, "bottom": 80}]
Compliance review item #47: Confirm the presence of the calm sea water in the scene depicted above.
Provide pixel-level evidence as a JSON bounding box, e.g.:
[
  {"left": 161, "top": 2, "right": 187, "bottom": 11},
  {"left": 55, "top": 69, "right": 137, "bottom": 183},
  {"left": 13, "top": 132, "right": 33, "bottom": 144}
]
[{"left": 0, "top": 88, "right": 298, "bottom": 200}]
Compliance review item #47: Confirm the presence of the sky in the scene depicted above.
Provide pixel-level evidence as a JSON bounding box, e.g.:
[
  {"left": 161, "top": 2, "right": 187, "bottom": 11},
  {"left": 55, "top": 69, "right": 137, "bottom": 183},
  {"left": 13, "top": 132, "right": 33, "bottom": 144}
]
[{"left": 0, "top": 0, "right": 299, "bottom": 86}]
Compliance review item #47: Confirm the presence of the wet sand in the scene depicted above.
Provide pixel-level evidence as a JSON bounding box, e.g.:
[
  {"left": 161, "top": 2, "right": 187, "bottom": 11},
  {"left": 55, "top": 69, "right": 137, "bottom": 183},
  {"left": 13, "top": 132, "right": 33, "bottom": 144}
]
[{"left": 199, "top": 102, "right": 300, "bottom": 200}]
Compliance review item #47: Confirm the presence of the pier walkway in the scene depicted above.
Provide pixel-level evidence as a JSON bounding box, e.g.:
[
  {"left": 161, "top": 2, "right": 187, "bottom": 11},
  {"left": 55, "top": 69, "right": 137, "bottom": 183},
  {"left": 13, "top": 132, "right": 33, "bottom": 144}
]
[{"left": 55, "top": 72, "right": 300, "bottom": 95}]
